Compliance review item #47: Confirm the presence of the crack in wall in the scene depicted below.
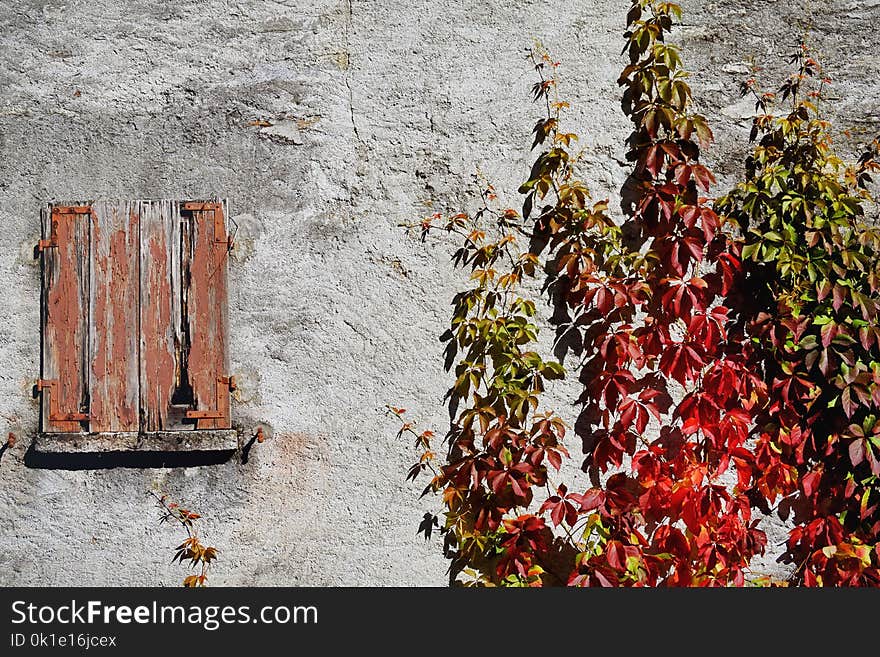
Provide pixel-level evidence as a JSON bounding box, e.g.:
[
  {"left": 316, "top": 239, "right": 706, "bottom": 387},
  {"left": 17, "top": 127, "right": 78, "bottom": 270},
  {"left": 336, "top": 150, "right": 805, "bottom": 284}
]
[{"left": 343, "top": 0, "right": 362, "bottom": 144}]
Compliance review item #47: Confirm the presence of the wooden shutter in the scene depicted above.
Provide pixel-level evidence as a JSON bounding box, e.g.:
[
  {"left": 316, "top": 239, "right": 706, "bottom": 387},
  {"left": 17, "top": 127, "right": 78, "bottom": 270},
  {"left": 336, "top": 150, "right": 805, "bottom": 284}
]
[
  {"left": 41, "top": 199, "right": 231, "bottom": 438},
  {"left": 140, "top": 201, "right": 231, "bottom": 431},
  {"left": 39, "top": 205, "right": 91, "bottom": 432}
]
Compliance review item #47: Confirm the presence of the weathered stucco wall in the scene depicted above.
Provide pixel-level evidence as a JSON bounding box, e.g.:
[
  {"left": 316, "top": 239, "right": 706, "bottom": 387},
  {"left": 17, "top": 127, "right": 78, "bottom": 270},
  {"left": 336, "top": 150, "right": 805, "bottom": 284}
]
[{"left": 0, "top": 0, "right": 877, "bottom": 585}]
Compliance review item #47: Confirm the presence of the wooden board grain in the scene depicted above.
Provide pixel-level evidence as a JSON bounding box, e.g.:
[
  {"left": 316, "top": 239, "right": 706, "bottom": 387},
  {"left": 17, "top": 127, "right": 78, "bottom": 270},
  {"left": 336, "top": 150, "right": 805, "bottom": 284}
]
[
  {"left": 89, "top": 200, "right": 140, "bottom": 432},
  {"left": 41, "top": 205, "right": 90, "bottom": 432},
  {"left": 186, "top": 203, "right": 231, "bottom": 429},
  {"left": 140, "top": 200, "right": 185, "bottom": 431}
]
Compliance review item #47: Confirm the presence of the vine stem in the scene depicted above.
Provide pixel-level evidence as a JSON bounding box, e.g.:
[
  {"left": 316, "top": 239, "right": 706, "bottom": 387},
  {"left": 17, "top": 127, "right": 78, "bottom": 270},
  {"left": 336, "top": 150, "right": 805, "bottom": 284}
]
[{"left": 148, "top": 490, "right": 193, "bottom": 539}]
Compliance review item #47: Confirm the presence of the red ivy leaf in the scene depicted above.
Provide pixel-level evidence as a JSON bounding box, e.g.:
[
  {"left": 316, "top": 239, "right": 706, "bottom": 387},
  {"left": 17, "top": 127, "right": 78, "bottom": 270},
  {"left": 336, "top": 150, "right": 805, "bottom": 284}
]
[
  {"left": 606, "top": 540, "right": 626, "bottom": 571},
  {"left": 571, "top": 488, "right": 605, "bottom": 512},
  {"left": 802, "top": 470, "right": 821, "bottom": 497},
  {"left": 849, "top": 438, "right": 866, "bottom": 467}
]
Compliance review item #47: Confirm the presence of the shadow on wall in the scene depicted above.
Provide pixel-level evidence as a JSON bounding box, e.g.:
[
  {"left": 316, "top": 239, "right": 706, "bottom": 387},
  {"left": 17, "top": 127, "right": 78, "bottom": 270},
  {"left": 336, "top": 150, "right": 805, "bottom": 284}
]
[{"left": 22, "top": 446, "right": 237, "bottom": 470}]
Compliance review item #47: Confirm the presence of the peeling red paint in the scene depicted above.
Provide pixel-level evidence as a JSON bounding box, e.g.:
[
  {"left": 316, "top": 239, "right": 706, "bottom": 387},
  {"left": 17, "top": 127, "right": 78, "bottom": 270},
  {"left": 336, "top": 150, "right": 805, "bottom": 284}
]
[
  {"left": 140, "top": 200, "right": 179, "bottom": 431},
  {"left": 185, "top": 206, "right": 230, "bottom": 429},
  {"left": 89, "top": 201, "right": 139, "bottom": 432},
  {"left": 41, "top": 208, "right": 89, "bottom": 432}
]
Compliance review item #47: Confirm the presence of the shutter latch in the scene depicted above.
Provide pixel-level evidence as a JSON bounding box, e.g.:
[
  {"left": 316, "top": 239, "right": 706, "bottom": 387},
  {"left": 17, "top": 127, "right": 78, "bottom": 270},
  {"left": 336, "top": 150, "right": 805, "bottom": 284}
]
[
  {"left": 35, "top": 379, "right": 92, "bottom": 422},
  {"left": 37, "top": 206, "right": 92, "bottom": 252},
  {"left": 185, "top": 375, "right": 236, "bottom": 420},
  {"left": 183, "top": 202, "right": 234, "bottom": 251}
]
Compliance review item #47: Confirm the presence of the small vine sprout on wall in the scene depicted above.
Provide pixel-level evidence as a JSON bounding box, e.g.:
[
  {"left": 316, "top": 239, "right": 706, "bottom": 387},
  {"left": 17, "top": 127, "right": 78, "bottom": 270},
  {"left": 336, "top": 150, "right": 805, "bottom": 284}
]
[{"left": 149, "top": 491, "right": 218, "bottom": 587}]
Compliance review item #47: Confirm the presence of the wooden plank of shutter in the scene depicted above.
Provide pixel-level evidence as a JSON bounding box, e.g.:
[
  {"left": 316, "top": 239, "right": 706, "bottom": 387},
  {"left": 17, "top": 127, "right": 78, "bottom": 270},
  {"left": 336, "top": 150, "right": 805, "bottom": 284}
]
[
  {"left": 140, "top": 200, "right": 230, "bottom": 431},
  {"left": 185, "top": 202, "right": 231, "bottom": 429},
  {"left": 40, "top": 204, "right": 90, "bottom": 432},
  {"left": 140, "top": 200, "right": 186, "bottom": 431},
  {"left": 88, "top": 200, "right": 140, "bottom": 432}
]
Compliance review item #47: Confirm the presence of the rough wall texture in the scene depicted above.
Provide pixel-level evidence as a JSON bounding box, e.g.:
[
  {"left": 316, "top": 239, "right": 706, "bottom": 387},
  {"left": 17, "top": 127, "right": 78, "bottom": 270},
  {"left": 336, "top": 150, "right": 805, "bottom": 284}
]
[{"left": 0, "top": 0, "right": 877, "bottom": 585}]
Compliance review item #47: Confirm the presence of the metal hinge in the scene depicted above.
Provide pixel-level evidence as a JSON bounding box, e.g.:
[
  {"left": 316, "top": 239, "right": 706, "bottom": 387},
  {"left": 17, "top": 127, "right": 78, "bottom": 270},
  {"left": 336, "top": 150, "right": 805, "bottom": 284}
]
[
  {"left": 35, "top": 379, "right": 92, "bottom": 422},
  {"left": 37, "top": 206, "right": 92, "bottom": 252},
  {"left": 183, "top": 202, "right": 233, "bottom": 250},
  {"left": 185, "top": 375, "right": 236, "bottom": 420}
]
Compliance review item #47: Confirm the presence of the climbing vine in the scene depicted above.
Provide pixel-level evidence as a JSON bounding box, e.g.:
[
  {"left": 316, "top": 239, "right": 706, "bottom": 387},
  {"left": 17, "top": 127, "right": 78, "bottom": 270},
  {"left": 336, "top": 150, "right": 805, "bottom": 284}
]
[
  {"left": 544, "top": 0, "right": 767, "bottom": 587},
  {"left": 150, "top": 491, "right": 218, "bottom": 587},
  {"left": 390, "top": 165, "right": 573, "bottom": 585},
  {"left": 393, "top": 0, "right": 879, "bottom": 586},
  {"left": 717, "top": 47, "right": 880, "bottom": 585}
]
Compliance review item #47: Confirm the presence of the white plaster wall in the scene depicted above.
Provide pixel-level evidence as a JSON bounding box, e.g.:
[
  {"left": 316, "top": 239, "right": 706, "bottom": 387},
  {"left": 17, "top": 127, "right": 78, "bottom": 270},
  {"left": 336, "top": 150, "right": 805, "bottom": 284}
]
[{"left": 0, "top": 0, "right": 876, "bottom": 585}]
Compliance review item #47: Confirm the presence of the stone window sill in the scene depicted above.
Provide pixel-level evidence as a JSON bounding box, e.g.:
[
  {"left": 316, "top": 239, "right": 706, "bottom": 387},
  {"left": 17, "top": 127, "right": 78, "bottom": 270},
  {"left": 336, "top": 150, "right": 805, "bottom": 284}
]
[{"left": 33, "top": 430, "right": 238, "bottom": 453}]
